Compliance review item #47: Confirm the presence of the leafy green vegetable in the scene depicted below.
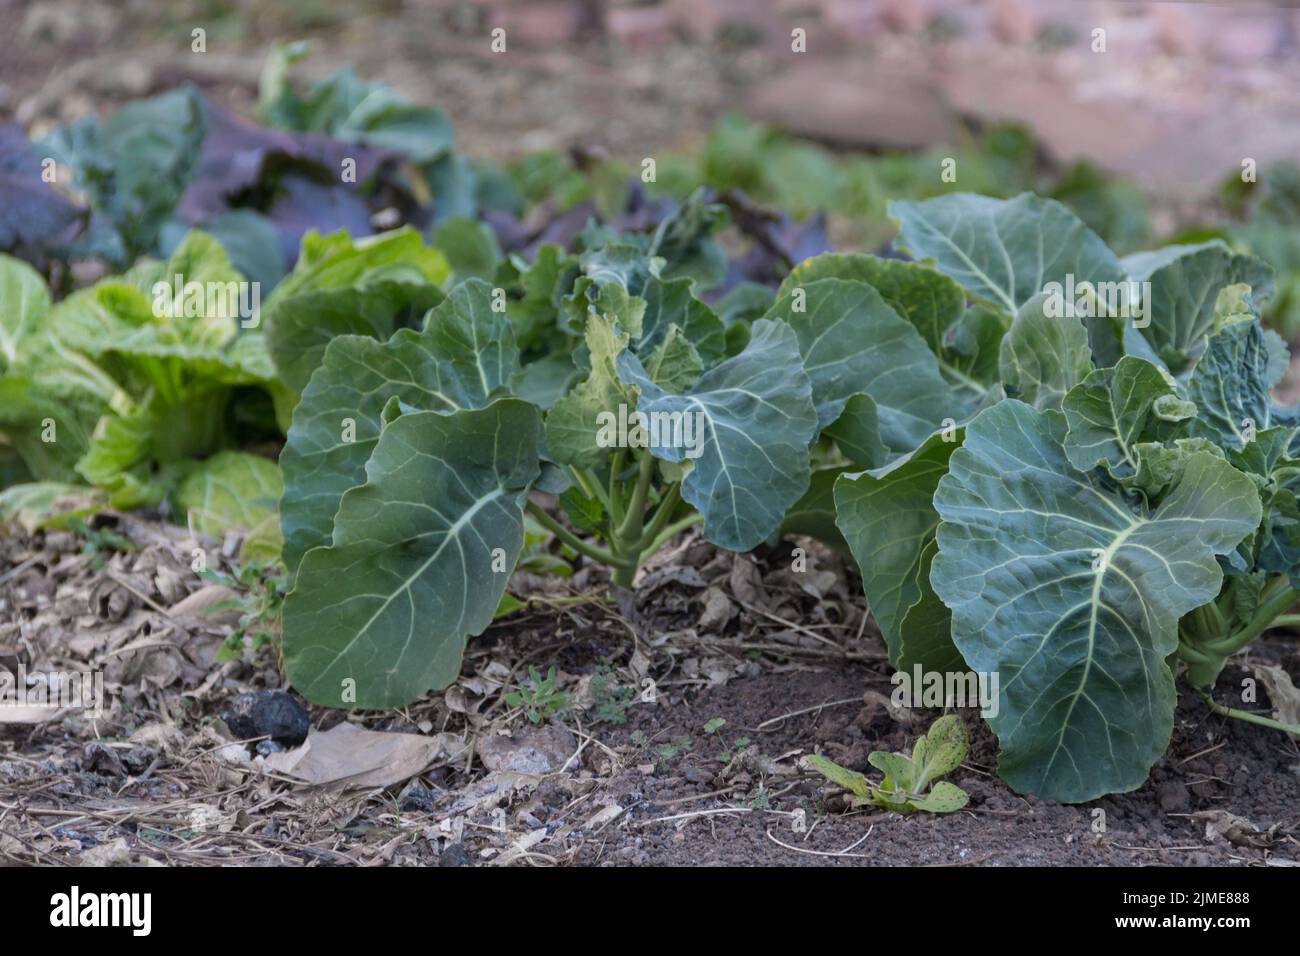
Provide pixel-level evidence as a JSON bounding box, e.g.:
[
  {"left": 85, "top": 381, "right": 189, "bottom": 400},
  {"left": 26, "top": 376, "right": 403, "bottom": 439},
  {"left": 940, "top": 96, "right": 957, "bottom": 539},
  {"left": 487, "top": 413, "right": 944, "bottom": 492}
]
[
  {"left": 283, "top": 400, "right": 541, "bottom": 708},
  {"left": 932, "top": 400, "right": 1259, "bottom": 801},
  {"left": 43, "top": 88, "right": 206, "bottom": 265},
  {"left": 828, "top": 192, "right": 1300, "bottom": 802},
  {"left": 278, "top": 278, "right": 516, "bottom": 575},
  {"left": 806, "top": 714, "right": 969, "bottom": 814},
  {"left": 262, "top": 227, "right": 449, "bottom": 395},
  {"left": 175, "top": 451, "right": 283, "bottom": 560}
]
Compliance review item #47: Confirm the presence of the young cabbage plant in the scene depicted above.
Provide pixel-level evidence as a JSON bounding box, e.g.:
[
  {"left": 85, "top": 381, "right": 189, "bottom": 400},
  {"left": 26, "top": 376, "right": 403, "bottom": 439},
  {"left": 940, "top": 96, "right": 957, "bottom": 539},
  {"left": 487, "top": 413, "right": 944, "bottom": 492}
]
[
  {"left": 805, "top": 714, "right": 970, "bottom": 814},
  {"left": 277, "top": 275, "right": 817, "bottom": 708},
  {"left": 276, "top": 197, "right": 991, "bottom": 710},
  {"left": 829, "top": 192, "right": 1300, "bottom": 804}
]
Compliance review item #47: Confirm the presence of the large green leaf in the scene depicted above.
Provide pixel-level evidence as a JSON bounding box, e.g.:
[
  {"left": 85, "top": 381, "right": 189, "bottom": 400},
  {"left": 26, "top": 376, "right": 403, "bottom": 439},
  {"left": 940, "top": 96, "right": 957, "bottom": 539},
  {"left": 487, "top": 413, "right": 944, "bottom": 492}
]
[
  {"left": 776, "top": 253, "right": 996, "bottom": 392},
  {"left": 618, "top": 318, "right": 817, "bottom": 550},
  {"left": 998, "top": 293, "right": 1092, "bottom": 411},
  {"left": 764, "top": 278, "right": 954, "bottom": 449},
  {"left": 891, "top": 193, "right": 1126, "bottom": 315},
  {"left": 262, "top": 227, "right": 449, "bottom": 392},
  {"left": 266, "top": 227, "right": 448, "bottom": 305},
  {"left": 279, "top": 278, "right": 517, "bottom": 574},
  {"left": 1185, "top": 317, "right": 1274, "bottom": 452},
  {"left": 1122, "top": 241, "right": 1273, "bottom": 373},
  {"left": 931, "top": 400, "right": 1260, "bottom": 801},
  {"left": 834, "top": 432, "right": 962, "bottom": 670},
  {"left": 283, "top": 400, "right": 540, "bottom": 709}
]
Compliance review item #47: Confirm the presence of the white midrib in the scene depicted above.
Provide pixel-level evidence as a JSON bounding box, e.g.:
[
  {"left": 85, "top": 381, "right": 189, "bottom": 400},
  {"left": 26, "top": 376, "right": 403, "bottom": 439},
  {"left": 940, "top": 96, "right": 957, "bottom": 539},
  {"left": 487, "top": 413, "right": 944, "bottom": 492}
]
[
  {"left": 311, "top": 488, "right": 507, "bottom": 684},
  {"left": 1042, "top": 518, "right": 1141, "bottom": 780}
]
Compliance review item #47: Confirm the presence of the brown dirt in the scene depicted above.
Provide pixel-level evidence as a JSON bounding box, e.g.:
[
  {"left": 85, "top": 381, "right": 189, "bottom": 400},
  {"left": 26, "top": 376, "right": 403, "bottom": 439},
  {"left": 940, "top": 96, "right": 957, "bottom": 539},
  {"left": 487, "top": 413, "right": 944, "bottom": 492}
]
[
  {"left": 3, "top": 518, "right": 1298, "bottom": 867},
  {"left": 563, "top": 663, "right": 1300, "bottom": 867}
]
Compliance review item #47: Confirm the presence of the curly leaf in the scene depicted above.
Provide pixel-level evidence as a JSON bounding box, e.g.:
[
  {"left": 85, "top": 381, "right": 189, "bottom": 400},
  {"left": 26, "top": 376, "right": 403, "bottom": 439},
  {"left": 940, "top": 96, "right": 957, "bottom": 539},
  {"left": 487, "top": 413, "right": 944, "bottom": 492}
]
[
  {"left": 1123, "top": 241, "right": 1273, "bottom": 373},
  {"left": 1185, "top": 317, "right": 1275, "bottom": 452},
  {"left": 618, "top": 319, "right": 817, "bottom": 550},
  {"left": 1063, "top": 356, "right": 1192, "bottom": 475}
]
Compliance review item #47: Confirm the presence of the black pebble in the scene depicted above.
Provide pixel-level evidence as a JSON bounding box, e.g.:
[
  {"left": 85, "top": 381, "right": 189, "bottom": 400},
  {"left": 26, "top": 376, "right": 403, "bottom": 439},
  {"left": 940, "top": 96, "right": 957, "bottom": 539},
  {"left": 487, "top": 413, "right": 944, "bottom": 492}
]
[{"left": 222, "top": 690, "right": 311, "bottom": 746}]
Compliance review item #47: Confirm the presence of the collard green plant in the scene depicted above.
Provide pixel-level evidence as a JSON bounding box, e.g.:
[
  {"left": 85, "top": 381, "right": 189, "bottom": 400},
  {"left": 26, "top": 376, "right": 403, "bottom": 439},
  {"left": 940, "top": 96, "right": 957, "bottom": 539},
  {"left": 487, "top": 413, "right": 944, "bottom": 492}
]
[
  {"left": 279, "top": 194, "right": 975, "bottom": 708},
  {"left": 829, "top": 191, "right": 1300, "bottom": 803},
  {"left": 805, "top": 714, "right": 969, "bottom": 814}
]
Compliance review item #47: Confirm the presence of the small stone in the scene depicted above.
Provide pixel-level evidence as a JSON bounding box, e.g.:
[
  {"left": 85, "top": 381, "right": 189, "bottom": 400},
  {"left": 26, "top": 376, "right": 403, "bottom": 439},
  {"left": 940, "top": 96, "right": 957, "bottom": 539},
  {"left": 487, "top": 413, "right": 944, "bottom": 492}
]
[
  {"left": 438, "top": 842, "right": 473, "bottom": 867},
  {"left": 222, "top": 690, "right": 311, "bottom": 746},
  {"left": 399, "top": 780, "right": 437, "bottom": 813},
  {"left": 477, "top": 723, "right": 576, "bottom": 775}
]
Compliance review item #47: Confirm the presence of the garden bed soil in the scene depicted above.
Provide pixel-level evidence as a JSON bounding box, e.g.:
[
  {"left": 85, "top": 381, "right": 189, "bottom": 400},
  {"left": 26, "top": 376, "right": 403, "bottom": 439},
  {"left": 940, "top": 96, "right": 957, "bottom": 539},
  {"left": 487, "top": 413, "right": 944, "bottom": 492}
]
[{"left": 1, "top": 517, "right": 1297, "bottom": 867}]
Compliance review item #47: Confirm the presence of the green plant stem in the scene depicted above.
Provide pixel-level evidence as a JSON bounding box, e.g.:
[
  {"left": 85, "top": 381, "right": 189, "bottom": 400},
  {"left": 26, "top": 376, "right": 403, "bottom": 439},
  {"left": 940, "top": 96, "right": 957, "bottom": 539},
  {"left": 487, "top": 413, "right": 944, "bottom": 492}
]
[
  {"left": 1267, "top": 614, "right": 1300, "bottom": 631},
  {"left": 643, "top": 512, "right": 703, "bottom": 556},
  {"left": 607, "top": 450, "right": 626, "bottom": 528},
  {"left": 615, "top": 452, "right": 655, "bottom": 545},
  {"left": 938, "top": 360, "right": 986, "bottom": 396},
  {"left": 525, "top": 499, "right": 625, "bottom": 569},
  {"left": 1197, "top": 689, "right": 1300, "bottom": 737},
  {"left": 636, "top": 483, "right": 682, "bottom": 551},
  {"left": 1203, "top": 580, "right": 1300, "bottom": 656},
  {"left": 568, "top": 467, "right": 606, "bottom": 508}
]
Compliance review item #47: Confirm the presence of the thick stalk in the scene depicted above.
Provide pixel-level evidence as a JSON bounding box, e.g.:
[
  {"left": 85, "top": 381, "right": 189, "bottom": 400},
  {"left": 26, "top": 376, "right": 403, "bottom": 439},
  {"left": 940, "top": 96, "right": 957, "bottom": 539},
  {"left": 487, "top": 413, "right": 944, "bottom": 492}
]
[
  {"left": 1179, "top": 576, "right": 1300, "bottom": 688},
  {"left": 642, "top": 513, "right": 703, "bottom": 557},
  {"left": 525, "top": 499, "right": 624, "bottom": 568},
  {"left": 567, "top": 467, "right": 604, "bottom": 508},
  {"left": 636, "top": 483, "right": 682, "bottom": 552},
  {"left": 1204, "top": 581, "right": 1300, "bottom": 656},
  {"left": 1265, "top": 614, "right": 1300, "bottom": 631},
  {"left": 607, "top": 450, "right": 626, "bottom": 528},
  {"left": 615, "top": 453, "right": 655, "bottom": 545}
]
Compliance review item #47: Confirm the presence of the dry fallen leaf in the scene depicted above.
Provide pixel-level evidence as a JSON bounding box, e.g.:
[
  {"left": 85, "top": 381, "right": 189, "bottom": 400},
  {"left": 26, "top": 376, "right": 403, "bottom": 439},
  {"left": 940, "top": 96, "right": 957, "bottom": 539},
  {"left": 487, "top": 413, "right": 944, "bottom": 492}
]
[
  {"left": 263, "top": 722, "right": 467, "bottom": 790},
  {"left": 1193, "top": 810, "right": 1275, "bottom": 849},
  {"left": 0, "top": 705, "right": 68, "bottom": 725},
  {"left": 168, "top": 584, "right": 242, "bottom": 626},
  {"left": 1251, "top": 664, "right": 1300, "bottom": 729}
]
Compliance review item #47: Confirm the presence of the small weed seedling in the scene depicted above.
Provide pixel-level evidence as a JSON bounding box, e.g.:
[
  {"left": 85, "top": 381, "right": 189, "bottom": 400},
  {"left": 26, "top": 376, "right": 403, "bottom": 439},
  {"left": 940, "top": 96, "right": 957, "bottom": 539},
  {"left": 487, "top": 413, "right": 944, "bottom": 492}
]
[
  {"left": 589, "top": 664, "right": 636, "bottom": 724},
  {"left": 196, "top": 560, "right": 287, "bottom": 663},
  {"left": 805, "top": 715, "right": 969, "bottom": 814},
  {"left": 504, "top": 666, "right": 569, "bottom": 724},
  {"left": 703, "top": 718, "right": 750, "bottom": 763}
]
